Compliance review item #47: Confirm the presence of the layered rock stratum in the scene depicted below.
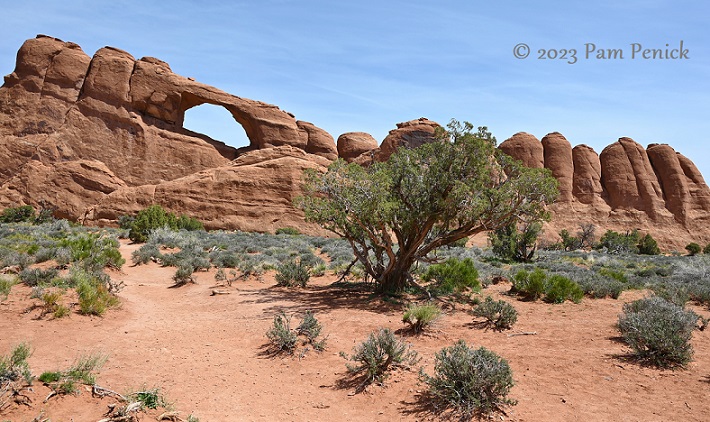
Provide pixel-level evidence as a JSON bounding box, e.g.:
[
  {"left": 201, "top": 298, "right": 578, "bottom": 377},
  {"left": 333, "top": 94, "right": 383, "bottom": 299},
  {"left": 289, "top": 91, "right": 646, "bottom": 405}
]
[{"left": 0, "top": 35, "right": 708, "bottom": 248}]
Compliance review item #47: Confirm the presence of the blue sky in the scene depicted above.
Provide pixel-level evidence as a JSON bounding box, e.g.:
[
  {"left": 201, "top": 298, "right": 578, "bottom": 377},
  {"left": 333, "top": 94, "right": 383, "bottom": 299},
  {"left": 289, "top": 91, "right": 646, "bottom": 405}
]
[{"left": 2, "top": 1, "right": 708, "bottom": 177}]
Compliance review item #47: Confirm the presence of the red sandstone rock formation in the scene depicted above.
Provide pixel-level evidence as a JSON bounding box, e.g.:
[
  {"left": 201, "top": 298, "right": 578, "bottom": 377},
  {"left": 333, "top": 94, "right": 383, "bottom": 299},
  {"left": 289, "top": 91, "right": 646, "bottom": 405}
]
[
  {"left": 0, "top": 35, "right": 337, "bottom": 232},
  {"left": 376, "top": 117, "right": 440, "bottom": 162},
  {"left": 498, "top": 132, "right": 544, "bottom": 169},
  {"left": 86, "top": 146, "right": 330, "bottom": 234},
  {"left": 336, "top": 132, "right": 378, "bottom": 163},
  {"left": 498, "top": 132, "right": 710, "bottom": 249},
  {"left": 1, "top": 36, "right": 709, "bottom": 248},
  {"left": 541, "top": 133, "right": 574, "bottom": 203}
]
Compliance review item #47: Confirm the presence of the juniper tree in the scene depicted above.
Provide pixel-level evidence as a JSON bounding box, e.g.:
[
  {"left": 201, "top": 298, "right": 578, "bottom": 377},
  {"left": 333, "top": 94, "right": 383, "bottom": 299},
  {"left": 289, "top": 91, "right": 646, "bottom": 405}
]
[{"left": 298, "top": 120, "right": 558, "bottom": 294}]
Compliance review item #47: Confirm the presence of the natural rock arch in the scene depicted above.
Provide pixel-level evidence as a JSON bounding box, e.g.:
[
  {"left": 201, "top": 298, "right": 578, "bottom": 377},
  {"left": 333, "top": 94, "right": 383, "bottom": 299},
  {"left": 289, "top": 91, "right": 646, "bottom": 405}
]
[{"left": 178, "top": 91, "right": 258, "bottom": 151}]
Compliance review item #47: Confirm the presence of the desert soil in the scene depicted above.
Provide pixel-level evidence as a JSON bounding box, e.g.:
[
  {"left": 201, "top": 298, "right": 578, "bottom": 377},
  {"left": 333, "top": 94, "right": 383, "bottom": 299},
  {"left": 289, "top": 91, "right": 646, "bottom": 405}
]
[{"left": 1, "top": 240, "right": 709, "bottom": 421}]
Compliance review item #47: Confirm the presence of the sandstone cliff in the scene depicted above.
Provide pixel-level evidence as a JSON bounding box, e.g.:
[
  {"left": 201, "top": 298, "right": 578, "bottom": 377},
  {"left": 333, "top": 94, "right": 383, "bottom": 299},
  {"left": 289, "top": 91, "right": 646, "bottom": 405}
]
[
  {"left": 0, "top": 35, "right": 336, "bottom": 234},
  {"left": 0, "top": 35, "right": 708, "bottom": 249},
  {"left": 499, "top": 134, "right": 710, "bottom": 249}
]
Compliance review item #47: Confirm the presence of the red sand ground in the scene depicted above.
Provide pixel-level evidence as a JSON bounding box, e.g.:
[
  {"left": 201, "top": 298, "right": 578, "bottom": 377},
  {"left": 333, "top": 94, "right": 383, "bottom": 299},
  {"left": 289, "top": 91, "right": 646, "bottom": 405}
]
[{"left": 1, "top": 240, "right": 709, "bottom": 421}]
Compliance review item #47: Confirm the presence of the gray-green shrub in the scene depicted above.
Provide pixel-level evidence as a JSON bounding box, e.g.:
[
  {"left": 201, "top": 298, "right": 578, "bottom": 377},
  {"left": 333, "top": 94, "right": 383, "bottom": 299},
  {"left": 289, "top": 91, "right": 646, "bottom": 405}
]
[
  {"left": 472, "top": 297, "right": 517, "bottom": 330},
  {"left": 275, "top": 259, "right": 310, "bottom": 287},
  {"left": 618, "top": 296, "right": 703, "bottom": 368},
  {"left": 421, "top": 339, "right": 515, "bottom": 418},
  {"left": 342, "top": 328, "right": 418, "bottom": 387}
]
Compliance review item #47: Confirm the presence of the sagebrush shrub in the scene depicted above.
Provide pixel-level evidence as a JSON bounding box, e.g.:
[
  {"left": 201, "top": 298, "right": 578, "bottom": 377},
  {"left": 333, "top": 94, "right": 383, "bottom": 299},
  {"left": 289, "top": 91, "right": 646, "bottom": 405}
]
[
  {"left": 19, "top": 267, "right": 58, "bottom": 287},
  {"left": 172, "top": 265, "right": 196, "bottom": 287},
  {"left": 266, "top": 311, "right": 327, "bottom": 355},
  {"left": 472, "top": 297, "right": 517, "bottom": 330},
  {"left": 275, "top": 259, "right": 310, "bottom": 287},
  {"left": 296, "top": 311, "right": 327, "bottom": 351},
  {"left": 342, "top": 328, "right": 418, "bottom": 386},
  {"left": 618, "top": 296, "right": 702, "bottom": 368},
  {"left": 275, "top": 227, "right": 301, "bottom": 236},
  {"left": 421, "top": 339, "right": 515, "bottom": 418},
  {"left": 422, "top": 258, "right": 480, "bottom": 294},
  {"left": 402, "top": 304, "right": 441, "bottom": 333}
]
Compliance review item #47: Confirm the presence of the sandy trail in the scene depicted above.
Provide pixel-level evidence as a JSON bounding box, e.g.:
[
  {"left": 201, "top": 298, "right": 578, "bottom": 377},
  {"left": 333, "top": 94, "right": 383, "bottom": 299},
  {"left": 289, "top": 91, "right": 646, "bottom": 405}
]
[{"left": 2, "top": 240, "right": 709, "bottom": 421}]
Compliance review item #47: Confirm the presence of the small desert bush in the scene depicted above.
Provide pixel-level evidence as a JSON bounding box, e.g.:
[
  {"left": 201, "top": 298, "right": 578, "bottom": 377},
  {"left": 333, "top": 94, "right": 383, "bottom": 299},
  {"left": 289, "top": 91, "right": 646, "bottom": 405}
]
[
  {"left": 41, "top": 290, "right": 70, "bottom": 319},
  {"left": 421, "top": 340, "right": 515, "bottom": 418},
  {"left": 172, "top": 265, "right": 196, "bottom": 287},
  {"left": 74, "top": 270, "right": 120, "bottom": 316},
  {"left": 511, "top": 268, "right": 583, "bottom": 303},
  {"left": 618, "top": 296, "right": 703, "bottom": 368},
  {"left": 275, "top": 259, "right": 310, "bottom": 287},
  {"left": 60, "top": 232, "right": 125, "bottom": 271},
  {"left": 266, "top": 311, "right": 327, "bottom": 354},
  {"left": 129, "top": 387, "right": 170, "bottom": 410},
  {"left": 341, "top": 328, "right": 419, "bottom": 387},
  {"left": 685, "top": 242, "right": 702, "bottom": 256},
  {"left": 0, "top": 343, "right": 33, "bottom": 385},
  {"left": 422, "top": 258, "right": 480, "bottom": 294},
  {"left": 0, "top": 205, "right": 36, "bottom": 223},
  {"left": 402, "top": 303, "right": 441, "bottom": 333},
  {"left": 296, "top": 311, "right": 328, "bottom": 351},
  {"left": 39, "top": 352, "right": 107, "bottom": 395},
  {"left": 131, "top": 244, "right": 161, "bottom": 265},
  {"left": 266, "top": 312, "right": 299, "bottom": 353},
  {"left": 597, "top": 229, "right": 640, "bottom": 254},
  {"left": 472, "top": 296, "right": 517, "bottom": 330},
  {"left": 511, "top": 268, "right": 547, "bottom": 301},
  {"left": 544, "top": 274, "right": 584, "bottom": 304},
  {"left": 19, "top": 267, "right": 58, "bottom": 287},
  {"left": 637, "top": 234, "right": 661, "bottom": 255},
  {"left": 704, "top": 243, "right": 710, "bottom": 255},
  {"left": 128, "top": 205, "right": 204, "bottom": 243},
  {"left": 0, "top": 277, "right": 15, "bottom": 301},
  {"left": 275, "top": 227, "right": 301, "bottom": 236}
]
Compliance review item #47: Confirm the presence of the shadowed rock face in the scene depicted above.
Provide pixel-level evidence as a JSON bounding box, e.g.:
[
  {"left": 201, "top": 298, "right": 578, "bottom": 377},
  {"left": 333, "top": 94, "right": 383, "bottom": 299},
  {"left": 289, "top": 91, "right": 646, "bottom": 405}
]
[{"left": 498, "top": 132, "right": 710, "bottom": 249}]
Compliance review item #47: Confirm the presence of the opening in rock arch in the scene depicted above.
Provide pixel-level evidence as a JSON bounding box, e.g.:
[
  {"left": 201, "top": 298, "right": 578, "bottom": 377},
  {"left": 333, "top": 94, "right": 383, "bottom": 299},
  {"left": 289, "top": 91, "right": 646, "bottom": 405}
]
[{"left": 182, "top": 103, "right": 251, "bottom": 150}]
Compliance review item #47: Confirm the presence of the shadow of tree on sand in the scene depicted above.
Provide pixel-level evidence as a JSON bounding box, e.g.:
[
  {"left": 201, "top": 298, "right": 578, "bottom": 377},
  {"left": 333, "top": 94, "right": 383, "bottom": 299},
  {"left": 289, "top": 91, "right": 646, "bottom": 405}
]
[{"left": 238, "top": 283, "right": 404, "bottom": 317}]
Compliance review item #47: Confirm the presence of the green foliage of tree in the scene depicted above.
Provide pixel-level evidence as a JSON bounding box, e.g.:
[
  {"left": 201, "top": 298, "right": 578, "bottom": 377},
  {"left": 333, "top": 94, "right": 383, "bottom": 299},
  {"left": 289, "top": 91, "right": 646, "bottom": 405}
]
[
  {"left": 685, "top": 242, "right": 702, "bottom": 256},
  {"left": 558, "top": 229, "right": 580, "bottom": 251},
  {"left": 298, "top": 120, "right": 558, "bottom": 294},
  {"left": 127, "top": 205, "right": 204, "bottom": 243},
  {"left": 0, "top": 205, "right": 36, "bottom": 223},
  {"left": 704, "top": 243, "right": 710, "bottom": 255},
  {"left": 637, "top": 234, "right": 661, "bottom": 255},
  {"left": 422, "top": 258, "right": 480, "bottom": 294},
  {"left": 597, "top": 229, "right": 640, "bottom": 254},
  {"left": 489, "top": 221, "right": 541, "bottom": 262}
]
